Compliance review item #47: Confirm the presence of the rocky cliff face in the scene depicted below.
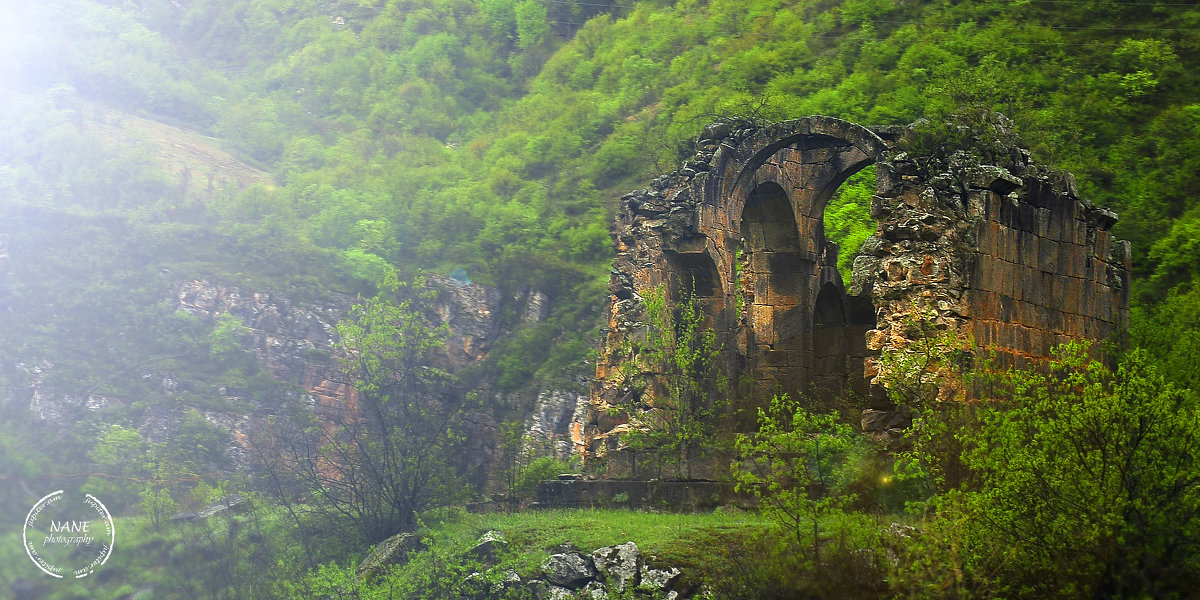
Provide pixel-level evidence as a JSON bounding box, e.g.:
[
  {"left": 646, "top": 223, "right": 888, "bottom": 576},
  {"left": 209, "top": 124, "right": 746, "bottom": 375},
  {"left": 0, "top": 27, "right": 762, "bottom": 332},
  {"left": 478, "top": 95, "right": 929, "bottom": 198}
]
[{"left": 15, "top": 276, "right": 584, "bottom": 480}]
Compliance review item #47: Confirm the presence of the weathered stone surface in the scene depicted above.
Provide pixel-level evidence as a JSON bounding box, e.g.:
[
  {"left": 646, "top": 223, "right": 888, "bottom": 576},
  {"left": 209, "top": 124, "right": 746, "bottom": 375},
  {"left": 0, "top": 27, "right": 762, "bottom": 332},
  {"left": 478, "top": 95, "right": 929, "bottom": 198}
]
[
  {"left": 861, "top": 408, "right": 910, "bottom": 434},
  {"left": 525, "top": 546, "right": 692, "bottom": 599},
  {"left": 582, "top": 580, "right": 610, "bottom": 600},
  {"left": 546, "top": 585, "right": 577, "bottom": 600},
  {"left": 526, "top": 390, "right": 589, "bottom": 460},
  {"left": 356, "top": 532, "right": 426, "bottom": 582},
  {"left": 541, "top": 552, "right": 597, "bottom": 589},
  {"left": 592, "top": 542, "right": 642, "bottom": 592},
  {"left": 196, "top": 494, "right": 248, "bottom": 518},
  {"left": 15, "top": 271, "right": 570, "bottom": 495},
  {"left": 588, "top": 115, "right": 1130, "bottom": 468},
  {"left": 479, "top": 569, "right": 524, "bottom": 598},
  {"left": 466, "top": 530, "right": 508, "bottom": 566},
  {"left": 861, "top": 409, "right": 892, "bottom": 432},
  {"left": 701, "top": 121, "right": 733, "bottom": 141},
  {"left": 641, "top": 565, "right": 682, "bottom": 591}
]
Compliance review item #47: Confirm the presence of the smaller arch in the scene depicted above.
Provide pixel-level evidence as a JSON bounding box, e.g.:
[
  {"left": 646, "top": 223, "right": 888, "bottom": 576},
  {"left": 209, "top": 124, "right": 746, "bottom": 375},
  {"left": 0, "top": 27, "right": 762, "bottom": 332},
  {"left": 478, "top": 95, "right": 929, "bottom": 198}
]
[
  {"left": 741, "top": 182, "right": 801, "bottom": 252},
  {"left": 667, "top": 251, "right": 721, "bottom": 299},
  {"left": 813, "top": 281, "right": 846, "bottom": 326},
  {"left": 665, "top": 250, "right": 725, "bottom": 334}
]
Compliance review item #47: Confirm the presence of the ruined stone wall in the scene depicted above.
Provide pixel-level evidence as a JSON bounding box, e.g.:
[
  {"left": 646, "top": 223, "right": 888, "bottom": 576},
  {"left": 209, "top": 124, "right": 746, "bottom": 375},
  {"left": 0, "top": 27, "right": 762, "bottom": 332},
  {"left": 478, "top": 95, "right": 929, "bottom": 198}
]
[
  {"left": 854, "top": 125, "right": 1131, "bottom": 398},
  {"left": 967, "top": 176, "right": 1129, "bottom": 367},
  {"left": 586, "top": 116, "right": 1130, "bottom": 466}
]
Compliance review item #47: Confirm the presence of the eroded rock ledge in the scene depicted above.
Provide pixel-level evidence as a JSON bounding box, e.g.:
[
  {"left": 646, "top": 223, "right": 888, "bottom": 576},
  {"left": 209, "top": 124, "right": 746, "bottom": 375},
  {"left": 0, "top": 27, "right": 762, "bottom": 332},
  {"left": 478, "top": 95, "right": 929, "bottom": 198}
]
[{"left": 14, "top": 275, "right": 582, "bottom": 482}]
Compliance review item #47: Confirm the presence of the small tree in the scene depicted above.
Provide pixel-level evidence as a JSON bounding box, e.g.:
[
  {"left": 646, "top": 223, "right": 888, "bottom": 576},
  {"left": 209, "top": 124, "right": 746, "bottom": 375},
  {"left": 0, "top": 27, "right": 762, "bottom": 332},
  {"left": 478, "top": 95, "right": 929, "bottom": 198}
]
[
  {"left": 496, "top": 420, "right": 527, "bottom": 512},
  {"left": 621, "top": 285, "right": 727, "bottom": 479},
  {"left": 733, "top": 395, "right": 858, "bottom": 563},
  {"left": 88, "top": 424, "right": 193, "bottom": 529},
  {"left": 259, "top": 272, "right": 470, "bottom": 544},
  {"left": 732, "top": 394, "right": 886, "bottom": 598},
  {"left": 961, "top": 343, "right": 1200, "bottom": 599},
  {"left": 874, "top": 308, "right": 980, "bottom": 497}
]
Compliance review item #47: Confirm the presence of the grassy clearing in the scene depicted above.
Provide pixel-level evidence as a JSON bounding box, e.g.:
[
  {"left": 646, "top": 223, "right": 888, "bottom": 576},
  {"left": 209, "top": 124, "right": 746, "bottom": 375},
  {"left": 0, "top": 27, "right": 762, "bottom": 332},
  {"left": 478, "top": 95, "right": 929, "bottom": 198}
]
[{"left": 420, "top": 507, "right": 771, "bottom": 571}]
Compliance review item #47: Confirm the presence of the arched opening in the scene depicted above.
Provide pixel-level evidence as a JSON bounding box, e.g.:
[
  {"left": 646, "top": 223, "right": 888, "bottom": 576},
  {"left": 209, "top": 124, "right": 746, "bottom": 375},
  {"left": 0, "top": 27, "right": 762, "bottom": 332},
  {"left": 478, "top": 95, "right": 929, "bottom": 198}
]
[
  {"left": 823, "top": 164, "right": 877, "bottom": 283},
  {"left": 666, "top": 251, "right": 723, "bottom": 327},
  {"left": 738, "top": 181, "right": 810, "bottom": 397},
  {"left": 669, "top": 252, "right": 719, "bottom": 299},
  {"left": 734, "top": 150, "right": 880, "bottom": 405},
  {"left": 813, "top": 281, "right": 846, "bottom": 326},
  {"left": 809, "top": 164, "right": 879, "bottom": 401}
]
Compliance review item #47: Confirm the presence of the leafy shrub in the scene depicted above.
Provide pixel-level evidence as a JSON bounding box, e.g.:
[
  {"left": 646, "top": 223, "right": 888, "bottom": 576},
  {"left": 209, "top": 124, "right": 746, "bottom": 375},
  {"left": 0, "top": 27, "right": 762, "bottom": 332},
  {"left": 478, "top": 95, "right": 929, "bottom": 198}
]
[{"left": 894, "top": 343, "right": 1200, "bottom": 599}]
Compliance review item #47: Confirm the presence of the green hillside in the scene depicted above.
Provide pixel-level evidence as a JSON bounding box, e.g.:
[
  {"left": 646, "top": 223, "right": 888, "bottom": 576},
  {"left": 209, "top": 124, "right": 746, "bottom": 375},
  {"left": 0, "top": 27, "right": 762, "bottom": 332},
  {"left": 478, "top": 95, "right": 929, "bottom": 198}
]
[{"left": 5, "top": 0, "right": 1200, "bottom": 390}]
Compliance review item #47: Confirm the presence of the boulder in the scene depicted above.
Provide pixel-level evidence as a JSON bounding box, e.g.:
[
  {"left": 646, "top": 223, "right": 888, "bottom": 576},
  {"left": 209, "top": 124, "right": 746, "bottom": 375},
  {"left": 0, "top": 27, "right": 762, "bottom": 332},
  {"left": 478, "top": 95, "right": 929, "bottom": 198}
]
[
  {"left": 356, "top": 532, "right": 426, "bottom": 582},
  {"left": 527, "top": 580, "right": 578, "bottom": 600},
  {"left": 700, "top": 121, "right": 733, "bottom": 141},
  {"left": 466, "top": 530, "right": 508, "bottom": 565},
  {"left": 547, "top": 586, "right": 577, "bottom": 600},
  {"left": 197, "top": 494, "right": 248, "bottom": 518},
  {"left": 641, "top": 566, "right": 682, "bottom": 591},
  {"left": 592, "top": 541, "right": 642, "bottom": 592},
  {"left": 541, "top": 552, "right": 597, "bottom": 589},
  {"left": 861, "top": 408, "right": 891, "bottom": 432},
  {"left": 582, "top": 580, "right": 609, "bottom": 599}
]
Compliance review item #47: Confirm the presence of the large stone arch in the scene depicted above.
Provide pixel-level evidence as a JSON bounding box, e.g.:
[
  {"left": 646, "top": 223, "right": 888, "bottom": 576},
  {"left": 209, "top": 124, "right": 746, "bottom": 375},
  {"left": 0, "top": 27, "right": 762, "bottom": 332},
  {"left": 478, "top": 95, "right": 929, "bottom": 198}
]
[
  {"left": 681, "top": 117, "right": 888, "bottom": 403},
  {"left": 715, "top": 116, "right": 887, "bottom": 209}
]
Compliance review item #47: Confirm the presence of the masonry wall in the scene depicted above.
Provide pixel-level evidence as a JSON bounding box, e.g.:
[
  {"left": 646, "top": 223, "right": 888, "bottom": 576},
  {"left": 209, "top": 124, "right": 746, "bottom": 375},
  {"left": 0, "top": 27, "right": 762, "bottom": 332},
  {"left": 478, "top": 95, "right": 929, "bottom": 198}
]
[
  {"left": 585, "top": 116, "right": 1131, "bottom": 469},
  {"left": 967, "top": 178, "right": 1129, "bottom": 369},
  {"left": 854, "top": 151, "right": 1130, "bottom": 400}
]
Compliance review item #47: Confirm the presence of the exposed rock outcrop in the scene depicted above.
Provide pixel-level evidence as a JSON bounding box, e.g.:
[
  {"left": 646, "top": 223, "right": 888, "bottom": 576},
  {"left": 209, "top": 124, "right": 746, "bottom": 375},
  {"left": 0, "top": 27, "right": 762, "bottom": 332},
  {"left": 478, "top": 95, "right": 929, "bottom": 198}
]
[
  {"left": 17, "top": 275, "right": 580, "bottom": 483},
  {"left": 541, "top": 551, "right": 598, "bottom": 589},
  {"left": 356, "top": 532, "right": 427, "bottom": 582},
  {"left": 465, "top": 539, "right": 695, "bottom": 600},
  {"left": 526, "top": 390, "right": 590, "bottom": 459},
  {"left": 592, "top": 541, "right": 642, "bottom": 593},
  {"left": 467, "top": 530, "right": 510, "bottom": 566}
]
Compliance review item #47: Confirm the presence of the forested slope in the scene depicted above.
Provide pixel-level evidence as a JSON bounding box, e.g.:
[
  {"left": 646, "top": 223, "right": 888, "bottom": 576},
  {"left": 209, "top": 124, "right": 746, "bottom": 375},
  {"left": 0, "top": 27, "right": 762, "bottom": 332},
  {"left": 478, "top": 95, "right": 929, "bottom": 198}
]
[{"left": 4, "top": 0, "right": 1199, "bottom": 394}]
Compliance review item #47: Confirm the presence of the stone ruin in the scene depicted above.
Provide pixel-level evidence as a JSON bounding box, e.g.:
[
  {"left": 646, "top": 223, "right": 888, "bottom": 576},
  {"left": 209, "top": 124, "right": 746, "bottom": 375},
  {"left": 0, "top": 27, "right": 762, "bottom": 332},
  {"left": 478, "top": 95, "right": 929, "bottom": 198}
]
[{"left": 583, "top": 115, "right": 1130, "bottom": 468}]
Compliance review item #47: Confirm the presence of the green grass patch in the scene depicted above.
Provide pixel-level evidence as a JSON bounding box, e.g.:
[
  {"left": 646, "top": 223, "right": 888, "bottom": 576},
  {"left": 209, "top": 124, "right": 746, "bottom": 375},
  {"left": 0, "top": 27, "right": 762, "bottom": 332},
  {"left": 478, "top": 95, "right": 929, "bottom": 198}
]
[{"left": 410, "top": 507, "right": 772, "bottom": 581}]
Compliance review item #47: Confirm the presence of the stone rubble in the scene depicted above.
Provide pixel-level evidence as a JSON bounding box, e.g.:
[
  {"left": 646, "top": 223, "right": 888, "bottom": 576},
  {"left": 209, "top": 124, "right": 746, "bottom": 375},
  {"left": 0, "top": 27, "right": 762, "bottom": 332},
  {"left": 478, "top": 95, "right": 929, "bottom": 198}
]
[{"left": 452, "top": 538, "right": 695, "bottom": 599}]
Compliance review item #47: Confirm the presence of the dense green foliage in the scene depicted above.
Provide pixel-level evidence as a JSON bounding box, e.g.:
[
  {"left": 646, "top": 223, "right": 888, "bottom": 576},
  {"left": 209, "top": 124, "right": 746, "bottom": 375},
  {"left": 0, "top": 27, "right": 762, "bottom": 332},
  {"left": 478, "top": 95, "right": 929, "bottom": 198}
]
[
  {"left": 975, "top": 349, "right": 1200, "bottom": 597},
  {"left": 889, "top": 345, "right": 1200, "bottom": 599},
  {"left": 5, "top": 0, "right": 1200, "bottom": 400},
  {"left": 257, "top": 274, "right": 471, "bottom": 544},
  {"left": 619, "top": 286, "right": 728, "bottom": 479}
]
